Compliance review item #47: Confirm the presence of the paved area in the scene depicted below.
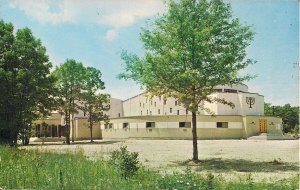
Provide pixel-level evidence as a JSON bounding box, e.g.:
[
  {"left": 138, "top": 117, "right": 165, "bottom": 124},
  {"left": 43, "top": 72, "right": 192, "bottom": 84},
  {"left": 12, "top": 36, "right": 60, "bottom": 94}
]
[{"left": 25, "top": 139, "right": 299, "bottom": 181}]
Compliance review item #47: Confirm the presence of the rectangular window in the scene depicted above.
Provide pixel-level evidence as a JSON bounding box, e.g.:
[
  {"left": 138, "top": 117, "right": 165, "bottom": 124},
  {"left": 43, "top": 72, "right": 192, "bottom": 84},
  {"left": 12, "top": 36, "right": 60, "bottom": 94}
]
[
  {"left": 159, "top": 96, "right": 161, "bottom": 101},
  {"left": 179, "top": 122, "right": 191, "bottom": 128},
  {"left": 118, "top": 113, "right": 121, "bottom": 117},
  {"left": 150, "top": 101, "right": 152, "bottom": 105},
  {"left": 105, "top": 123, "right": 113, "bottom": 129},
  {"left": 146, "top": 122, "right": 155, "bottom": 128},
  {"left": 150, "top": 111, "right": 152, "bottom": 115},
  {"left": 186, "top": 109, "right": 189, "bottom": 115},
  {"left": 170, "top": 108, "right": 172, "bottom": 113},
  {"left": 164, "top": 100, "right": 167, "bottom": 105},
  {"left": 216, "top": 122, "right": 228, "bottom": 128},
  {"left": 123, "top": 123, "right": 129, "bottom": 128},
  {"left": 175, "top": 101, "right": 178, "bottom": 106},
  {"left": 158, "top": 109, "right": 160, "bottom": 114},
  {"left": 146, "top": 98, "right": 147, "bottom": 103},
  {"left": 224, "top": 89, "right": 237, "bottom": 93},
  {"left": 141, "top": 111, "right": 142, "bottom": 115},
  {"left": 177, "top": 110, "right": 180, "bottom": 115},
  {"left": 154, "top": 102, "right": 156, "bottom": 107},
  {"left": 140, "top": 102, "right": 141, "bottom": 107},
  {"left": 147, "top": 110, "right": 148, "bottom": 115}
]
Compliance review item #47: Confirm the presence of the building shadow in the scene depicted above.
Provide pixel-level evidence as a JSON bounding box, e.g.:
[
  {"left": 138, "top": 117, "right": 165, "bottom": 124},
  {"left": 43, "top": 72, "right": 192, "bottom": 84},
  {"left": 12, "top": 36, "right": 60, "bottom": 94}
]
[{"left": 175, "top": 158, "right": 299, "bottom": 173}]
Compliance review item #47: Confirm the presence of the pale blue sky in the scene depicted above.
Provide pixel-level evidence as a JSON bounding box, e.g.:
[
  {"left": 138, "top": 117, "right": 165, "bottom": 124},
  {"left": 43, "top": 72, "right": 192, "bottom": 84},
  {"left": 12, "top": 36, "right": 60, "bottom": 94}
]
[{"left": 0, "top": 0, "right": 298, "bottom": 106}]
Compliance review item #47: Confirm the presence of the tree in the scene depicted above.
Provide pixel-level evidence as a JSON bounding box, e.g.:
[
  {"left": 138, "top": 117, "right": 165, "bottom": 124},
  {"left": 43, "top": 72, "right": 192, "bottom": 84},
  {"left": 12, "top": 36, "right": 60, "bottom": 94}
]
[
  {"left": 52, "top": 59, "right": 86, "bottom": 144},
  {"left": 264, "top": 103, "right": 299, "bottom": 133},
  {"left": 80, "top": 67, "right": 110, "bottom": 142},
  {"left": 119, "top": 0, "right": 254, "bottom": 160},
  {"left": 0, "top": 20, "right": 56, "bottom": 146}
]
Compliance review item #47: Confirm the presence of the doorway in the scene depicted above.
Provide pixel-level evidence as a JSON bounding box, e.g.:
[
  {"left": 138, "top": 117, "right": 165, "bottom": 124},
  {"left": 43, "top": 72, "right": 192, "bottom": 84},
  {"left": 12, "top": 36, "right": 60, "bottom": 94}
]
[{"left": 259, "top": 119, "right": 267, "bottom": 133}]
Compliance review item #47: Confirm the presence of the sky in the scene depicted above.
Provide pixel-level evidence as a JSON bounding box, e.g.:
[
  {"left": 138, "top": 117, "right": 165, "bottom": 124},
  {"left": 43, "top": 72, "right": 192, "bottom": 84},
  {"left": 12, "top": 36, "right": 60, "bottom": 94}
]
[{"left": 0, "top": 0, "right": 298, "bottom": 106}]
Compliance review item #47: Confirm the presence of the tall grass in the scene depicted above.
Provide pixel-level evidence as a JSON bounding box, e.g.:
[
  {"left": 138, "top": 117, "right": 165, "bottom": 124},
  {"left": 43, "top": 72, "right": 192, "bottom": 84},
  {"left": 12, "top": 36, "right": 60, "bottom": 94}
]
[{"left": 0, "top": 146, "right": 298, "bottom": 189}]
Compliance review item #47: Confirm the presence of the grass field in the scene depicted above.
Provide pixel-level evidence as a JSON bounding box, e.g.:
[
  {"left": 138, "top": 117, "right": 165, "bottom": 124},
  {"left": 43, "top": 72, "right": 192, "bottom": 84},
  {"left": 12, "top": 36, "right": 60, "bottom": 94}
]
[{"left": 0, "top": 144, "right": 299, "bottom": 189}]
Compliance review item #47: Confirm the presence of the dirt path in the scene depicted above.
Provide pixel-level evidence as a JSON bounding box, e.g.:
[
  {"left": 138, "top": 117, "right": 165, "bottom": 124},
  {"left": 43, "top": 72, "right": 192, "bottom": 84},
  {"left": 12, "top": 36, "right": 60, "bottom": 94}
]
[{"left": 26, "top": 139, "right": 299, "bottom": 181}]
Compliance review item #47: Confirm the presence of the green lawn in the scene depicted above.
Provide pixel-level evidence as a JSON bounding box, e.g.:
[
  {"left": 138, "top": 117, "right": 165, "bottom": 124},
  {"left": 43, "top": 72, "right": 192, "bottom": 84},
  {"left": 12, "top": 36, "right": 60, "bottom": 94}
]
[{"left": 0, "top": 146, "right": 298, "bottom": 189}]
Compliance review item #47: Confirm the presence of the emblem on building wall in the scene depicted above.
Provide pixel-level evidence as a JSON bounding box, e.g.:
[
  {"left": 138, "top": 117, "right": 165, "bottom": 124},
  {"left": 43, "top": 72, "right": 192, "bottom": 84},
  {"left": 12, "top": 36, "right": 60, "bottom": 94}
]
[{"left": 246, "top": 97, "right": 255, "bottom": 108}]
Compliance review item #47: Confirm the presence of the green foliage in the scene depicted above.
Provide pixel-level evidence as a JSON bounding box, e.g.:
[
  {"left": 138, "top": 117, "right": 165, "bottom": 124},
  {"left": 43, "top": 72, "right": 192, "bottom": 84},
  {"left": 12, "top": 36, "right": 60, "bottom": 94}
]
[
  {"left": 0, "top": 20, "right": 56, "bottom": 146},
  {"left": 119, "top": 0, "right": 255, "bottom": 160},
  {"left": 0, "top": 146, "right": 298, "bottom": 189},
  {"left": 80, "top": 67, "right": 110, "bottom": 142},
  {"left": 264, "top": 103, "right": 299, "bottom": 134},
  {"left": 109, "top": 146, "right": 140, "bottom": 179},
  {"left": 53, "top": 61, "right": 110, "bottom": 143}
]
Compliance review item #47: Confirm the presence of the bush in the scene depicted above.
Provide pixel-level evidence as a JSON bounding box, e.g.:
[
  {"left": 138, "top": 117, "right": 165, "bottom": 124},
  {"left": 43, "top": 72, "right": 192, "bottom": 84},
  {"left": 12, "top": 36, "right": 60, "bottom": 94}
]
[{"left": 109, "top": 146, "right": 140, "bottom": 179}]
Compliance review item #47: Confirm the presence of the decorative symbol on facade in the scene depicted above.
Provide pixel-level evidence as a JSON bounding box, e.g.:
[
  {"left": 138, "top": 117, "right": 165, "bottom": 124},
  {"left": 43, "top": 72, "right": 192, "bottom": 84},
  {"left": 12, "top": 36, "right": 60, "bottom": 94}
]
[{"left": 246, "top": 97, "right": 255, "bottom": 108}]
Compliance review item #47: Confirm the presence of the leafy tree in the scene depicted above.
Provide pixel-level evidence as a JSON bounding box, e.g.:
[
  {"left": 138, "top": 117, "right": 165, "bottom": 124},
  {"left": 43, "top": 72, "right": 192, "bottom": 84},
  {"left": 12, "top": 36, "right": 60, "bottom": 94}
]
[
  {"left": 119, "top": 0, "right": 254, "bottom": 160},
  {"left": 264, "top": 103, "right": 299, "bottom": 133},
  {"left": 80, "top": 67, "right": 110, "bottom": 142},
  {"left": 52, "top": 59, "right": 86, "bottom": 144},
  {"left": 0, "top": 20, "right": 55, "bottom": 146}
]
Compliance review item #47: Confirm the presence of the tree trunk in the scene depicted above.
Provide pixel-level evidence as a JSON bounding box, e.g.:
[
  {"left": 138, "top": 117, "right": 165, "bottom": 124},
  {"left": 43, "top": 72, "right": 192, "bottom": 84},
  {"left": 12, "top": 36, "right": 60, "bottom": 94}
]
[
  {"left": 71, "top": 113, "right": 75, "bottom": 142},
  {"left": 65, "top": 111, "right": 71, "bottom": 144},
  {"left": 192, "top": 111, "right": 198, "bottom": 161},
  {"left": 90, "top": 123, "right": 93, "bottom": 143}
]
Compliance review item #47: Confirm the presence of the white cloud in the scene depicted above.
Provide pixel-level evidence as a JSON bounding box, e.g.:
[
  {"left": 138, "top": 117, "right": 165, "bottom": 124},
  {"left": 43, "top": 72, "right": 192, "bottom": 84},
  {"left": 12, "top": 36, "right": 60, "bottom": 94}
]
[
  {"left": 105, "top": 29, "right": 118, "bottom": 41},
  {"left": 9, "top": 0, "right": 166, "bottom": 40}
]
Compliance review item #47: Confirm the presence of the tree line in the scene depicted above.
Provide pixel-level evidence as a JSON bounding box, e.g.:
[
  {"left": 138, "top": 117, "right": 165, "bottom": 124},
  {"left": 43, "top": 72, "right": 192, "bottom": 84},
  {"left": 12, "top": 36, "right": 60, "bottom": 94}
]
[
  {"left": 264, "top": 103, "right": 299, "bottom": 134},
  {"left": 0, "top": 20, "right": 109, "bottom": 146}
]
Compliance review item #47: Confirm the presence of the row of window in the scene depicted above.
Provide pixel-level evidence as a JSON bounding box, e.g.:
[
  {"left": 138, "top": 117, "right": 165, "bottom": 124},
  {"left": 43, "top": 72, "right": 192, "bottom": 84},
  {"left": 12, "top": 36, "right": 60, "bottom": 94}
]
[
  {"left": 140, "top": 99, "right": 178, "bottom": 108},
  {"left": 141, "top": 108, "right": 188, "bottom": 116},
  {"left": 105, "top": 122, "right": 229, "bottom": 129}
]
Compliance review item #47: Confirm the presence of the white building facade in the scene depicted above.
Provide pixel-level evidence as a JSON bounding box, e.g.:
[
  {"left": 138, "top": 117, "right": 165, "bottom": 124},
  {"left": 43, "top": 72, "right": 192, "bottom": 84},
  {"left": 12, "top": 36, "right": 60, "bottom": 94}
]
[{"left": 101, "top": 84, "right": 283, "bottom": 140}]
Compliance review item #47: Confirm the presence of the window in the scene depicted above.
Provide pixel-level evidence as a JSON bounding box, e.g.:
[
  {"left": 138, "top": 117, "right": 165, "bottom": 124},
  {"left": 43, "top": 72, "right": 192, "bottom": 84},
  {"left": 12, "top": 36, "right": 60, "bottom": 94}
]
[
  {"left": 214, "top": 89, "right": 222, "bottom": 92},
  {"left": 159, "top": 96, "right": 162, "bottom": 101},
  {"left": 170, "top": 108, "right": 172, "bottom": 113},
  {"left": 150, "top": 101, "right": 152, "bottom": 105},
  {"left": 118, "top": 113, "right": 121, "bottom": 117},
  {"left": 141, "top": 111, "right": 142, "bottom": 115},
  {"left": 105, "top": 123, "right": 113, "bottom": 129},
  {"left": 140, "top": 103, "right": 141, "bottom": 107},
  {"left": 146, "top": 122, "right": 155, "bottom": 128},
  {"left": 150, "top": 111, "right": 152, "bottom": 115},
  {"left": 146, "top": 98, "right": 147, "bottom": 103},
  {"left": 175, "top": 101, "right": 178, "bottom": 106},
  {"left": 224, "top": 89, "right": 237, "bottom": 93},
  {"left": 123, "top": 123, "right": 129, "bottom": 128},
  {"left": 147, "top": 110, "right": 148, "bottom": 115},
  {"left": 83, "top": 111, "right": 86, "bottom": 117},
  {"left": 154, "top": 102, "right": 156, "bottom": 107},
  {"left": 177, "top": 110, "right": 180, "bottom": 115},
  {"left": 143, "top": 103, "right": 144, "bottom": 108},
  {"left": 164, "top": 100, "right": 167, "bottom": 105},
  {"left": 179, "top": 122, "right": 191, "bottom": 128},
  {"left": 216, "top": 122, "right": 228, "bottom": 128},
  {"left": 186, "top": 109, "right": 189, "bottom": 115},
  {"left": 158, "top": 109, "right": 160, "bottom": 114}
]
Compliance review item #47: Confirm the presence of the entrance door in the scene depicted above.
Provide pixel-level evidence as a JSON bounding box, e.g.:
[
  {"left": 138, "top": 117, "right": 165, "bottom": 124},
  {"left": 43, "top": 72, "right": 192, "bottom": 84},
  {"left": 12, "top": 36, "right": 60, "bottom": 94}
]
[{"left": 259, "top": 119, "right": 267, "bottom": 133}]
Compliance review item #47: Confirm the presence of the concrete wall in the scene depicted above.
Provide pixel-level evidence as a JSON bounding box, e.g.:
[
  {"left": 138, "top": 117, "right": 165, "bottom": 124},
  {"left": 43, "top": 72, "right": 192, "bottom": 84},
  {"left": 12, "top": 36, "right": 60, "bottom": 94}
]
[
  {"left": 71, "top": 118, "right": 102, "bottom": 140},
  {"left": 101, "top": 115, "right": 282, "bottom": 140}
]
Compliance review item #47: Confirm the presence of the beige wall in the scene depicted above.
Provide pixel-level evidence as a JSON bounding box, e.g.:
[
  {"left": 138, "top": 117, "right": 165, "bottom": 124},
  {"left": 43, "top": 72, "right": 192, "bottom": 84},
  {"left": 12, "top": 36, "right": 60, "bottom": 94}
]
[
  {"left": 71, "top": 118, "right": 102, "bottom": 140},
  {"left": 101, "top": 115, "right": 282, "bottom": 140}
]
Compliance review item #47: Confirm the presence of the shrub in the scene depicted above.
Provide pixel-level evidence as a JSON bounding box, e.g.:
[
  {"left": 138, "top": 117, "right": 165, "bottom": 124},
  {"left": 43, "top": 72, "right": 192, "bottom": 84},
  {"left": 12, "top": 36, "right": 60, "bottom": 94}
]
[{"left": 109, "top": 146, "right": 140, "bottom": 178}]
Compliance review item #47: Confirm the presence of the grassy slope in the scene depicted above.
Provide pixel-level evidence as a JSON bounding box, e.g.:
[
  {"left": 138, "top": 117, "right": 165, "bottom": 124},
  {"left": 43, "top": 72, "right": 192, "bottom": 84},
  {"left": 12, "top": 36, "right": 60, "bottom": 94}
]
[{"left": 0, "top": 146, "right": 298, "bottom": 190}]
